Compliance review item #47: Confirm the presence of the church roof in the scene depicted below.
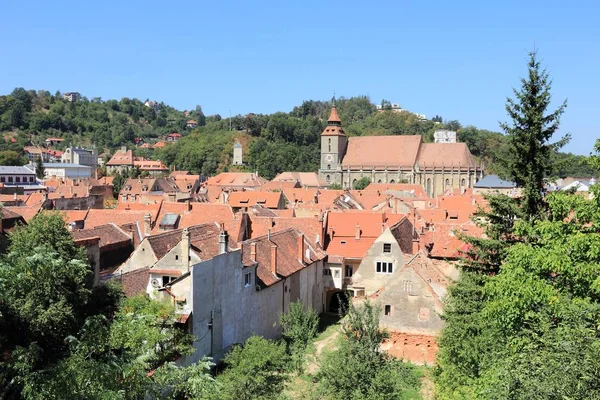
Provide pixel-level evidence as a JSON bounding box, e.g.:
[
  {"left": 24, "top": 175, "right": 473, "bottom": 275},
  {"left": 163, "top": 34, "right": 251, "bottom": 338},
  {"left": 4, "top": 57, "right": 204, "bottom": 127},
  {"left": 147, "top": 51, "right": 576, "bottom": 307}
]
[
  {"left": 417, "top": 143, "right": 477, "bottom": 169},
  {"left": 321, "top": 106, "right": 345, "bottom": 136},
  {"left": 328, "top": 106, "right": 341, "bottom": 123},
  {"left": 341, "top": 135, "right": 422, "bottom": 168}
]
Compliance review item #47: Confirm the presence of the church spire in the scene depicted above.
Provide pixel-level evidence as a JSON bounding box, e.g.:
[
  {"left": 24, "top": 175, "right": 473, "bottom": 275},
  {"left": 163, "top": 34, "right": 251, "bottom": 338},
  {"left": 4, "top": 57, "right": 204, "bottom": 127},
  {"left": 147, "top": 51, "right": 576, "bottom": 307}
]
[{"left": 327, "top": 105, "right": 341, "bottom": 125}]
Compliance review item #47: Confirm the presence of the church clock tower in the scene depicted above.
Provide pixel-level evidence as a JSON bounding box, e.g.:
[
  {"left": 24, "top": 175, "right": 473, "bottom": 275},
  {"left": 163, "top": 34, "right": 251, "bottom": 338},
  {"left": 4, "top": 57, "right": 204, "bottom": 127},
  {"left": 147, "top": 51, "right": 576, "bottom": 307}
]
[{"left": 318, "top": 104, "right": 347, "bottom": 185}]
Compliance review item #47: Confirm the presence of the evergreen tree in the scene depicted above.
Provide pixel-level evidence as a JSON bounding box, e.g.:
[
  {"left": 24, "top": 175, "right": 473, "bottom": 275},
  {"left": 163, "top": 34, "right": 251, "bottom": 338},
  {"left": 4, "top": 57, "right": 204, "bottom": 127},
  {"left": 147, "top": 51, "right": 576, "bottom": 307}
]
[
  {"left": 35, "top": 156, "right": 44, "bottom": 179},
  {"left": 500, "top": 51, "right": 569, "bottom": 218}
]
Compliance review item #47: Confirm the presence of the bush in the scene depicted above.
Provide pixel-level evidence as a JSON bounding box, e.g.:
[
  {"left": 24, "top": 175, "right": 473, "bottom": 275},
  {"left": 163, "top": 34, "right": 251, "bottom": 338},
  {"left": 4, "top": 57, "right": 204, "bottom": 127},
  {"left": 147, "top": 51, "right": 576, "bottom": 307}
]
[{"left": 280, "top": 301, "right": 319, "bottom": 372}]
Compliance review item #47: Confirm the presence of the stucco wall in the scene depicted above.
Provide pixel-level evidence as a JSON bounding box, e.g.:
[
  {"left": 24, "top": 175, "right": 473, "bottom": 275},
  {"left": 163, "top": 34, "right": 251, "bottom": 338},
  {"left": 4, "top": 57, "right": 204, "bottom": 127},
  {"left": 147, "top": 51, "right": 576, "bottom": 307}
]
[
  {"left": 118, "top": 240, "right": 157, "bottom": 274},
  {"left": 353, "top": 228, "right": 405, "bottom": 295}
]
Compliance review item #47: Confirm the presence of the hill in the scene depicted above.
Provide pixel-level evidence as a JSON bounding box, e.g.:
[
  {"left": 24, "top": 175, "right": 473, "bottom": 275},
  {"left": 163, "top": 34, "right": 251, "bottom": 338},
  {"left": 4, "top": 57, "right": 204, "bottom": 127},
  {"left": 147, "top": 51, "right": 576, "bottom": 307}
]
[{"left": 0, "top": 88, "right": 595, "bottom": 179}]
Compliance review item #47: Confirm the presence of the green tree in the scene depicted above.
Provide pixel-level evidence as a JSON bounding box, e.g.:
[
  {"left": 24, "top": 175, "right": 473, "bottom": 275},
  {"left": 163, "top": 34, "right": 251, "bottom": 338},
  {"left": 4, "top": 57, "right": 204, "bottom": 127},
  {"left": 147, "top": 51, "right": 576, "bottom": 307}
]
[
  {"left": 280, "top": 300, "right": 319, "bottom": 372},
  {"left": 0, "top": 151, "right": 26, "bottom": 166},
  {"left": 500, "top": 51, "right": 568, "bottom": 218},
  {"left": 35, "top": 156, "right": 44, "bottom": 179},
  {"left": 353, "top": 177, "right": 370, "bottom": 190},
  {"left": 318, "top": 300, "right": 421, "bottom": 400},
  {"left": 216, "top": 336, "right": 288, "bottom": 400}
]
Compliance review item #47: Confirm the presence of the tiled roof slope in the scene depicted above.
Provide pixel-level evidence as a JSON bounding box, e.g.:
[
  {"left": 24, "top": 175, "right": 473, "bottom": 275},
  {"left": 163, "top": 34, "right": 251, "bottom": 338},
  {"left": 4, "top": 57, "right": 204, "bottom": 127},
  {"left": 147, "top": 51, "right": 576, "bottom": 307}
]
[
  {"left": 72, "top": 223, "right": 131, "bottom": 248},
  {"left": 417, "top": 143, "right": 477, "bottom": 168},
  {"left": 342, "top": 136, "right": 422, "bottom": 168},
  {"left": 241, "top": 228, "right": 325, "bottom": 287}
]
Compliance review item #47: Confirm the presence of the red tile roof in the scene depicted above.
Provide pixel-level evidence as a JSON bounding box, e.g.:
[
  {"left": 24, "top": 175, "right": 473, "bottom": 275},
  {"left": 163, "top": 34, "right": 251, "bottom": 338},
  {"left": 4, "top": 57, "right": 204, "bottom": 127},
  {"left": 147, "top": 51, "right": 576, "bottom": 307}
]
[
  {"left": 342, "top": 136, "right": 422, "bottom": 168},
  {"left": 271, "top": 172, "right": 328, "bottom": 188},
  {"left": 228, "top": 191, "right": 282, "bottom": 209},
  {"left": 107, "top": 149, "right": 134, "bottom": 166},
  {"left": 72, "top": 223, "right": 131, "bottom": 249},
  {"left": 241, "top": 228, "right": 325, "bottom": 287},
  {"left": 206, "top": 172, "right": 267, "bottom": 188},
  {"left": 417, "top": 143, "right": 477, "bottom": 169}
]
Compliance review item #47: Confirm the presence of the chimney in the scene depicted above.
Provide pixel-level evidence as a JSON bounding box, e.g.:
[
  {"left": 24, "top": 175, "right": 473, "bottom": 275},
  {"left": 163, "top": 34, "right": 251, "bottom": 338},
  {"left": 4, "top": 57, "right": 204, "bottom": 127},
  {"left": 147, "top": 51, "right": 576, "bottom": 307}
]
[
  {"left": 271, "top": 244, "right": 278, "bottom": 276},
  {"left": 218, "top": 222, "right": 228, "bottom": 254},
  {"left": 143, "top": 213, "right": 152, "bottom": 236},
  {"left": 355, "top": 223, "right": 361, "bottom": 240},
  {"left": 412, "top": 239, "right": 420, "bottom": 254},
  {"left": 13, "top": 192, "right": 17, "bottom": 201},
  {"left": 186, "top": 198, "right": 191, "bottom": 212},
  {"left": 181, "top": 228, "right": 191, "bottom": 271},
  {"left": 298, "top": 233, "right": 305, "bottom": 263},
  {"left": 314, "top": 191, "right": 319, "bottom": 204},
  {"left": 250, "top": 242, "right": 257, "bottom": 262}
]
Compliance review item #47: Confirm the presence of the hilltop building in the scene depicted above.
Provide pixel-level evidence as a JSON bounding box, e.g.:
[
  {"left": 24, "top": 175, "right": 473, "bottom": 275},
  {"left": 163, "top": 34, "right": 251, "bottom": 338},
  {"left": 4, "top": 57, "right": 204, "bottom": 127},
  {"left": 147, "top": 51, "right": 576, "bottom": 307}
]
[
  {"left": 433, "top": 130, "right": 457, "bottom": 143},
  {"left": 232, "top": 141, "right": 243, "bottom": 165},
  {"left": 318, "top": 106, "right": 483, "bottom": 197}
]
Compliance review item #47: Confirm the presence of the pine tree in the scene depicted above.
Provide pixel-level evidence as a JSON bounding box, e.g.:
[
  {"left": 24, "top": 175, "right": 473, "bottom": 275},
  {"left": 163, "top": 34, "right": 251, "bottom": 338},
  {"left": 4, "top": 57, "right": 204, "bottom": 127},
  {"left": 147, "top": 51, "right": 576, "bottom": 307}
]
[
  {"left": 35, "top": 156, "right": 45, "bottom": 179},
  {"left": 461, "top": 51, "right": 569, "bottom": 273},
  {"left": 500, "top": 51, "right": 569, "bottom": 219}
]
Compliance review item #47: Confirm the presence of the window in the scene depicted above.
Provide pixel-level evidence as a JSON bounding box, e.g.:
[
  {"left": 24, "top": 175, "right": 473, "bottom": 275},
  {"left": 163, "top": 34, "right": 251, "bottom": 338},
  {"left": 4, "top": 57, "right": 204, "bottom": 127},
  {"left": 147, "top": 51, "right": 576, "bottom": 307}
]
[
  {"left": 403, "top": 280, "right": 412, "bottom": 292},
  {"left": 328, "top": 138, "right": 331, "bottom": 152},
  {"left": 334, "top": 269, "right": 340, "bottom": 278},
  {"left": 162, "top": 275, "right": 175, "bottom": 287},
  {"left": 376, "top": 261, "right": 393, "bottom": 274},
  {"left": 345, "top": 265, "right": 353, "bottom": 277},
  {"left": 327, "top": 164, "right": 331, "bottom": 170},
  {"left": 384, "top": 305, "right": 392, "bottom": 316},
  {"left": 383, "top": 243, "right": 391, "bottom": 253},
  {"left": 15, "top": 177, "right": 20, "bottom": 183},
  {"left": 445, "top": 178, "right": 450, "bottom": 187},
  {"left": 326, "top": 175, "right": 330, "bottom": 183},
  {"left": 8, "top": 177, "right": 13, "bottom": 183},
  {"left": 29, "top": 176, "right": 34, "bottom": 183},
  {"left": 323, "top": 268, "right": 332, "bottom": 276},
  {"left": 244, "top": 272, "right": 252, "bottom": 287},
  {"left": 389, "top": 179, "right": 395, "bottom": 184},
  {"left": 461, "top": 178, "right": 466, "bottom": 187},
  {"left": 426, "top": 178, "right": 432, "bottom": 197},
  {"left": 175, "top": 255, "right": 179, "bottom": 260},
  {"left": 0, "top": 177, "right": 5, "bottom": 183}
]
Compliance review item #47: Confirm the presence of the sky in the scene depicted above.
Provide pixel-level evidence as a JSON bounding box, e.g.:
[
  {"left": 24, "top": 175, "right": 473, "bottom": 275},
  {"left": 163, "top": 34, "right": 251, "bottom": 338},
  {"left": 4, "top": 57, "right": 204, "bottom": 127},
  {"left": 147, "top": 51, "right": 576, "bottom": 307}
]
[{"left": 1, "top": 0, "right": 598, "bottom": 155}]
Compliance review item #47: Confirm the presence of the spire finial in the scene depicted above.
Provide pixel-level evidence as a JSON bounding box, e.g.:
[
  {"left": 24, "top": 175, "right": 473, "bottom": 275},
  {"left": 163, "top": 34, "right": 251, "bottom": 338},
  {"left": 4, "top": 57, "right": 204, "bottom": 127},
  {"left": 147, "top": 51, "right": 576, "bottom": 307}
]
[{"left": 332, "top": 91, "right": 336, "bottom": 106}]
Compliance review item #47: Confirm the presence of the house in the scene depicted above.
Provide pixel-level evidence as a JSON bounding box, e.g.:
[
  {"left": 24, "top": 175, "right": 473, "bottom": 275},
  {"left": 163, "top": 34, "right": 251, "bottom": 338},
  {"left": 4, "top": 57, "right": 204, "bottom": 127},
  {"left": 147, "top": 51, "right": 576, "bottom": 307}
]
[
  {"left": 72, "top": 223, "right": 134, "bottom": 277},
  {"left": 270, "top": 172, "right": 329, "bottom": 188},
  {"left": 205, "top": 172, "right": 268, "bottom": 190},
  {"left": 106, "top": 147, "right": 134, "bottom": 174},
  {"left": 133, "top": 159, "right": 169, "bottom": 177},
  {"left": 0, "top": 166, "right": 37, "bottom": 187},
  {"left": 61, "top": 147, "right": 98, "bottom": 170},
  {"left": 116, "top": 222, "right": 236, "bottom": 297},
  {"left": 180, "top": 227, "right": 325, "bottom": 363},
  {"left": 473, "top": 175, "right": 518, "bottom": 196},
  {"left": 43, "top": 163, "right": 93, "bottom": 179},
  {"left": 46, "top": 149, "right": 63, "bottom": 162},
  {"left": 186, "top": 120, "right": 198, "bottom": 129},
  {"left": 318, "top": 105, "right": 483, "bottom": 195},
  {"left": 166, "top": 133, "right": 182, "bottom": 142},
  {"left": 322, "top": 211, "right": 411, "bottom": 310},
  {"left": 228, "top": 191, "right": 286, "bottom": 211},
  {"left": 23, "top": 146, "right": 48, "bottom": 162},
  {"left": 63, "top": 92, "right": 80, "bottom": 102},
  {"left": 45, "top": 137, "right": 65, "bottom": 146},
  {"left": 433, "top": 130, "right": 457, "bottom": 143}
]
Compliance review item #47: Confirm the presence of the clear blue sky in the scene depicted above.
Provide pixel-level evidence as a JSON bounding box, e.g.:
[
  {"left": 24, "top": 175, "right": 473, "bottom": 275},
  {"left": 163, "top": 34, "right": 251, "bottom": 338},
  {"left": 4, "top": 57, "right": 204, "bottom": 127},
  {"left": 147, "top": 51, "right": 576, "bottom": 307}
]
[{"left": 1, "top": 0, "right": 598, "bottom": 155}]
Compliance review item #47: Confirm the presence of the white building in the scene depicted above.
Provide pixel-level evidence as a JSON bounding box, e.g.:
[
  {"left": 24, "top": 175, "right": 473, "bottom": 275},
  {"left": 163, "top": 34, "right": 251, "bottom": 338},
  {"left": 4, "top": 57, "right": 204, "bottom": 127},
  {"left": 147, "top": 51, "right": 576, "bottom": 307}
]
[
  {"left": 232, "top": 142, "right": 243, "bottom": 165},
  {"left": 43, "top": 163, "right": 92, "bottom": 179},
  {"left": 434, "top": 130, "right": 457, "bottom": 143},
  {"left": 61, "top": 147, "right": 98, "bottom": 170},
  {"left": 63, "top": 92, "right": 80, "bottom": 102}
]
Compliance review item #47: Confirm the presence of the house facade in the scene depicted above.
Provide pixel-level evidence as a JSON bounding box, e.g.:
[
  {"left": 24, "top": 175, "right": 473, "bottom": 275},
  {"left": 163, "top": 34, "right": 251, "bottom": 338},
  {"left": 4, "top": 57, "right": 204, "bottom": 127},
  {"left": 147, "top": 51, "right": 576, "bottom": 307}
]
[{"left": 61, "top": 147, "right": 98, "bottom": 170}]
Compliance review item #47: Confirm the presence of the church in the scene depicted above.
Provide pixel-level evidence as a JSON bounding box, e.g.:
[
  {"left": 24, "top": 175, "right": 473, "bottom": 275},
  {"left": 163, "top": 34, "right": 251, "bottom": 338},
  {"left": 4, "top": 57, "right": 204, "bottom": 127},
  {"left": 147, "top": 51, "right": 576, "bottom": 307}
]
[{"left": 318, "top": 106, "right": 484, "bottom": 197}]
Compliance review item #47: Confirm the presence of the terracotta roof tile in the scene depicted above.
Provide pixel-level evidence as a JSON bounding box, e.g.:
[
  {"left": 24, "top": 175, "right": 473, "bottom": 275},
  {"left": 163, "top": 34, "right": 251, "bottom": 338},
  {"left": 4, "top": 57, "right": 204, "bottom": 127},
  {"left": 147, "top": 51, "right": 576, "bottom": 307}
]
[
  {"left": 84, "top": 209, "right": 157, "bottom": 229},
  {"left": 205, "top": 172, "right": 267, "bottom": 188},
  {"left": 72, "top": 223, "right": 131, "bottom": 249},
  {"left": 342, "top": 136, "right": 422, "bottom": 168},
  {"left": 6, "top": 205, "right": 41, "bottom": 222},
  {"left": 107, "top": 149, "right": 134, "bottom": 166},
  {"left": 271, "top": 172, "right": 328, "bottom": 188},
  {"left": 228, "top": 191, "right": 282, "bottom": 209},
  {"left": 241, "top": 228, "right": 325, "bottom": 287},
  {"left": 248, "top": 215, "right": 324, "bottom": 248},
  {"left": 417, "top": 143, "right": 477, "bottom": 169}
]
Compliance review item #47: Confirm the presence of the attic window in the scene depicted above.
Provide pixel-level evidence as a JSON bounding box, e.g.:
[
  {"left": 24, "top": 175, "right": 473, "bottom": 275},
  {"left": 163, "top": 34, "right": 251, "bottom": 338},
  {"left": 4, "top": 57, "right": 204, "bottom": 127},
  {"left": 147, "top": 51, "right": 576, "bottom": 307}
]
[
  {"left": 239, "top": 198, "right": 249, "bottom": 204},
  {"left": 448, "top": 211, "right": 458, "bottom": 220},
  {"left": 384, "top": 305, "right": 392, "bottom": 316},
  {"left": 383, "top": 243, "right": 391, "bottom": 253}
]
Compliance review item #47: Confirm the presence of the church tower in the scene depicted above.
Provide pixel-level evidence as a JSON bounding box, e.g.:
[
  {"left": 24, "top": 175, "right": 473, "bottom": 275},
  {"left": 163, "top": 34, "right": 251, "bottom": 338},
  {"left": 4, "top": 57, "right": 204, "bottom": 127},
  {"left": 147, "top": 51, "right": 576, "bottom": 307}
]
[{"left": 318, "top": 104, "right": 347, "bottom": 185}]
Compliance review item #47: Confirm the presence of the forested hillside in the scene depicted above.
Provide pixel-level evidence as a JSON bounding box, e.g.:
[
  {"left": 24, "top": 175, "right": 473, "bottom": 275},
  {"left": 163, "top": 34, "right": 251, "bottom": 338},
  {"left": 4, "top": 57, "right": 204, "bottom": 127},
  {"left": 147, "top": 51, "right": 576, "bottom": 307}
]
[{"left": 0, "top": 88, "right": 594, "bottom": 179}]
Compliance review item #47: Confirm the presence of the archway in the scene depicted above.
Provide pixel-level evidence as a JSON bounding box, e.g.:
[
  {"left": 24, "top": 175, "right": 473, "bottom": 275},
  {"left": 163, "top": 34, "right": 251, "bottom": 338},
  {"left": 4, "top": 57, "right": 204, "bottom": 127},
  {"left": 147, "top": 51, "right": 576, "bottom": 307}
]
[{"left": 328, "top": 290, "right": 352, "bottom": 314}]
